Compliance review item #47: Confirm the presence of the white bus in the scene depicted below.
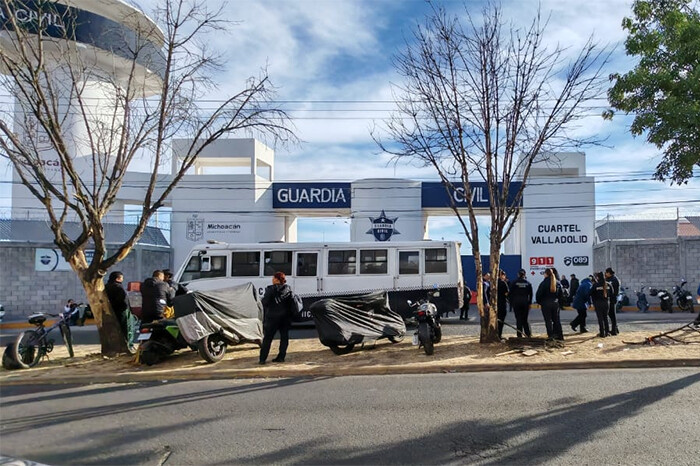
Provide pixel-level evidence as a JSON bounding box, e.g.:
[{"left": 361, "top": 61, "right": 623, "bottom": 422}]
[{"left": 174, "top": 240, "right": 465, "bottom": 321}]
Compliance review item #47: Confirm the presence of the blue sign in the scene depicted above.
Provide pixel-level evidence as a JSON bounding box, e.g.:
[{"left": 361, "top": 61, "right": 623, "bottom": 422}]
[
  {"left": 366, "top": 210, "right": 400, "bottom": 241},
  {"left": 421, "top": 182, "right": 522, "bottom": 209},
  {"left": 1, "top": 1, "right": 166, "bottom": 78},
  {"left": 273, "top": 183, "right": 351, "bottom": 209}
]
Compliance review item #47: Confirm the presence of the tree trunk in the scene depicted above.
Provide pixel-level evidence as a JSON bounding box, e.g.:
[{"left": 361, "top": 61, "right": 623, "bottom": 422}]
[
  {"left": 480, "top": 245, "right": 501, "bottom": 343},
  {"left": 81, "top": 278, "right": 129, "bottom": 357}
]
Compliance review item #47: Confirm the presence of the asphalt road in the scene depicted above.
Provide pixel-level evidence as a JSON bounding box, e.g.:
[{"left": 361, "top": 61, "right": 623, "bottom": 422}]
[
  {"left": 1, "top": 310, "right": 697, "bottom": 347},
  {"left": 1, "top": 369, "right": 699, "bottom": 465}
]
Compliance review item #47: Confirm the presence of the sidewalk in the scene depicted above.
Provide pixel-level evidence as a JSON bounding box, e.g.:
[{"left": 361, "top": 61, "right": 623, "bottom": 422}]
[{"left": 2, "top": 329, "right": 699, "bottom": 385}]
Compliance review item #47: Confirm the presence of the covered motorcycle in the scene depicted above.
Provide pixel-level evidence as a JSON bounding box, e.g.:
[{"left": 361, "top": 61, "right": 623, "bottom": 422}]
[
  {"left": 174, "top": 283, "right": 263, "bottom": 363},
  {"left": 310, "top": 291, "right": 406, "bottom": 355}
]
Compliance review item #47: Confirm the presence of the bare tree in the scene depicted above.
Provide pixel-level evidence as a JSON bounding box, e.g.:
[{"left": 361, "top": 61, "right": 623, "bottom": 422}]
[
  {"left": 0, "top": 0, "right": 296, "bottom": 355},
  {"left": 374, "top": 3, "right": 609, "bottom": 342}
]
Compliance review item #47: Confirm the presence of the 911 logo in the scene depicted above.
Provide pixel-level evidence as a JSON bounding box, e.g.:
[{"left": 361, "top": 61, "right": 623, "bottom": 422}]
[
  {"left": 529, "top": 257, "right": 554, "bottom": 266},
  {"left": 564, "top": 256, "right": 589, "bottom": 266}
]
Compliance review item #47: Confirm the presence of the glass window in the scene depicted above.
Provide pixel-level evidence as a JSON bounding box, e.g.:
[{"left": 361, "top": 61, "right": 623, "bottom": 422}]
[
  {"left": 231, "top": 251, "right": 260, "bottom": 276},
  {"left": 425, "top": 248, "right": 447, "bottom": 274},
  {"left": 328, "top": 250, "right": 356, "bottom": 275},
  {"left": 181, "top": 255, "right": 227, "bottom": 282},
  {"left": 360, "top": 249, "right": 388, "bottom": 274},
  {"left": 296, "top": 253, "right": 318, "bottom": 277},
  {"left": 264, "top": 251, "right": 293, "bottom": 276},
  {"left": 399, "top": 251, "right": 420, "bottom": 275}
]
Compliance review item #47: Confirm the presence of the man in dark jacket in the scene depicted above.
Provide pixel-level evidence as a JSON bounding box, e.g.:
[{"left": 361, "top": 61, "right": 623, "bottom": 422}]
[
  {"left": 497, "top": 270, "right": 510, "bottom": 339},
  {"left": 259, "top": 271, "right": 295, "bottom": 364},
  {"left": 570, "top": 275, "right": 593, "bottom": 333},
  {"left": 570, "top": 274, "right": 580, "bottom": 301},
  {"left": 605, "top": 267, "right": 620, "bottom": 335},
  {"left": 140, "top": 270, "right": 175, "bottom": 323},
  {"left": 105, "top": 271, "right": 129, "bottom": 338},
  {"left": 460, "top": 285, "right": 472, "bottom": 320},
  {"left": 509, "top": 269, "right": 533, "bottom": 338}
]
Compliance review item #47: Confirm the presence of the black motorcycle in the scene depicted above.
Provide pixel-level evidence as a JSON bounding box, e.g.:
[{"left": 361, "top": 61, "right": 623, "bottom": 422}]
[
  {"left": 615, "top": 286, "right": 630, "bottom": 313},
  {"left": 635, "top": 286, "right": 649, "bottom": 313},
  {"left": 672, "top": 280, "right": 695, "bottom": 313},
  {"left": 408, "top": 291, "right": 442, "bottom": 356},
  {"left": 649, "top": 287, "right": 673, "bottom": 313},
  {"left": 136, "top": 319, "right": 193, "bottom": 366}
]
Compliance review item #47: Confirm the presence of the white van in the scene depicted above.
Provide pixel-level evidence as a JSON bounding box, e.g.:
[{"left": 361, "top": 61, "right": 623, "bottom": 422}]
[{"left": 174, "top": 240, "right": 464, "bottom": 320}]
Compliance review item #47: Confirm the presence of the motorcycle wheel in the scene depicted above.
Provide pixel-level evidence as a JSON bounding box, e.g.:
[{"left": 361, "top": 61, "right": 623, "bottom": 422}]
[
  {"left": 434, "top": 325, "right": 442, "bottom": 343},
  {"left": 329, "top": 344, "right": 355, "bottom": 355},
  {"left": 139, "top": 341, "right": 162, "bottom": 366},
  {"left": 388, "top": 335, "right": 404, "bottom": 344},
  {"left": 13, "top": 330, "right": 42, "bottom": 369},
  {"left": 59, "top": 323, "right": 74, "bottom": 358},
  {"left": 418, "top": 322, "right": 434, "bottom": 356},
  {"left": 677, "top": 299, "right": 692, "bottom": 312},
  {"left": 197, "top": 334, "right": 228, "bottom": 364}
]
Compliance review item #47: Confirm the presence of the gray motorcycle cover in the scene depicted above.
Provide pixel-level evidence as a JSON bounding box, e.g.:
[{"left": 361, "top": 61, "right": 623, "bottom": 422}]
[
  {"left": 310, "top": 291, "right": 406, "bottom": 347},
  {"left": 173, "top": 283, "right": 263, "bottom": 345}
]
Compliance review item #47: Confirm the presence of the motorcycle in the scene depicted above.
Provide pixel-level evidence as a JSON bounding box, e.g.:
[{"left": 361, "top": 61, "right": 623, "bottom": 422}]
[
  {"left": 615, "top": 286, "right": 630, "bottom": 313},
  {"left": 408, "top": 290, "right": 442, "bottom": 356},
  {"left": 672, "top": 280, "right": 695, "bottom": 313},
  {"left": 136, "top": 319, "right": 194, "bottom": 366},
  {"left": 649, "top": 287, "right": 673, "bottom": 313},
  {"left": 635, "top": 286, "right": 649, "bottom": 313}
]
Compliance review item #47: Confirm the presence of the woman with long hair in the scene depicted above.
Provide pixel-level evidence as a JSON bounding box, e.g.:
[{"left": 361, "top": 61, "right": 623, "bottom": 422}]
[
  {"left": 591, "top": 271, "right": 611, "bottom": 337},
  {"left": 535, "top": 268, "right": 564, "bottom": 340}
]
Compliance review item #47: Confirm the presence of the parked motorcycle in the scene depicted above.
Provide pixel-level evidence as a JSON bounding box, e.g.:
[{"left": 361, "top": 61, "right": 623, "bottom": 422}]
[
  {"left": 408, "top": 290, "right": 442, "bottom": 356},
  {"left": 174, "top": 283, "right": 264, "bottom": 363},
  {"left": 615, "top": 286, "right": 630, "bottom": 313},
  {"left": 649, "top": 287, "right": 673, "bottom": 313},
  {"left": 672, "top": 280, "right": 695, "bottom": 313},
  {"left": 635, "top": 286, "right": 649, "bottom": 313},
  {"left": 136, "top": 319, "right": 193, "bottom": 366}
]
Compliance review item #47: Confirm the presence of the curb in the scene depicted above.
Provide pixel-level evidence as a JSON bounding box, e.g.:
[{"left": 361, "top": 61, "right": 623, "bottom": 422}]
[
  {"left": 1, "top": 358, "right": 698, "bottom": 386},
  {"left": 0, "top": 319, "right": 97, "bottom": 330}
]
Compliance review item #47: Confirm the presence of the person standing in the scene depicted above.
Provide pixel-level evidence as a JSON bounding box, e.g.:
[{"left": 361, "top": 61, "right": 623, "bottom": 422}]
[
  {"left": 509, "top": 269, "right": 533, "bottom": 338},
  {"left": 570, "top": 274, "right": 580, "bottom": 302},
  {"left": 535, "top": 268, "right": 564, "bottom": 340},
  {"left": 105, "top": 271, "right": 130, "bottom": 339},
  {"left": 460, "top": 285, "right": 472, "bottom": 320},
  {"left": 591, "top": 272, "right": 611, "bottom": 337},
  {"left": 694, "top": 282, "right": 700, "bottom": 326},
  {"left": 570, "top": 274, "right": 593, "bottom": 334},
  {"left": 605, "top": 267, "right": 620, "bottom": 335},
  {"left": 259, "top": 271, "right": 295, "bottom": 364},
  {"left": 140, "top": 270, "right": 175, "bottom": 324},
  {"left": 497, "top": 270, "right": 510, "bottom": 339}
]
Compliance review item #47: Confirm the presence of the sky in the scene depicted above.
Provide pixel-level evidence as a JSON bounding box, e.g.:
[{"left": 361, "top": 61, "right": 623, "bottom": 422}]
[{"left": 1, "top": 0, "right": 699, "bottom": 250}]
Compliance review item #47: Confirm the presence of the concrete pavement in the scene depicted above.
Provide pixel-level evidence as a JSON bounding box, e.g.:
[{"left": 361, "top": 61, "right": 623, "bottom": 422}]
[{"left": 1, "top": 369, "right": 699, "bottom": 465}]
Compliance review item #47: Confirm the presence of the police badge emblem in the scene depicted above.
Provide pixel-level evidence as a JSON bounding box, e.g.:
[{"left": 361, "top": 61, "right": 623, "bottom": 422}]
[
  {"left": 186, "top": 214, "right": 204, "bottom": 241},
  {"left": 366, "top": 210, "right": 400, "bottom": 242}
]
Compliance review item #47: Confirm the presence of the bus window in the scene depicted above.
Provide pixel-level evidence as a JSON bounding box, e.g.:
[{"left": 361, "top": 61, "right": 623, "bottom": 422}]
[
  {"left": 328, "top": 250, "right": 356, "bottom": 275},
  {"left": 181, "top": 255, "right": 227, "bottom": 282},
  {"left": 232, "top": 251, "right": 260, "bottom": 276},
  {"left": 264, "top": 251, "right": 292, "bottom": 276},
  {"left": 425, "top": 248, "right": 447, "bottom": 274},
  {"left": 360, "top": 249, "right": 388, "bottom": 274},
  {"left": 399, "top": 251, "right": 420, "bottom": 275},
  {"left": 296, "top": 252, "right": 318, "bottom": 277}
]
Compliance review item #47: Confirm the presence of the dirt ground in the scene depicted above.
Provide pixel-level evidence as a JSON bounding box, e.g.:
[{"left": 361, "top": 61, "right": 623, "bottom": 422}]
[{"left": 2, "top": 328, "right": 699, "bottom": 384}]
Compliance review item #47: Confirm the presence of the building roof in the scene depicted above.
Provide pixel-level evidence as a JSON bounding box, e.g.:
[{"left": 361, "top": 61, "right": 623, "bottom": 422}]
[
  {"left": 0, "top": 220, "right": 169, "bottom": 247},
  {"left": 596, "top": 217, "right": 700, "bottom": 241},
  {"left": 595, "top": 219, "right": 679, "bottom": 241}
]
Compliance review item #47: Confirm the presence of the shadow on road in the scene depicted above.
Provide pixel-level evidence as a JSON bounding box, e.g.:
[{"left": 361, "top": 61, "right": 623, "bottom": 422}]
[{"left": 235, "top": 371, "right": 700, "bottom": 465}]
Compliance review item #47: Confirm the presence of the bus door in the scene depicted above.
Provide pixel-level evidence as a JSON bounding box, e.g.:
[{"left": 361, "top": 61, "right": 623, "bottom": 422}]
[
  {"left": 395, "top": 250, "right": 422, "bottom": 290},
  {"left": 293, "top": 251, "right": 320, "bottom": 295}
]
